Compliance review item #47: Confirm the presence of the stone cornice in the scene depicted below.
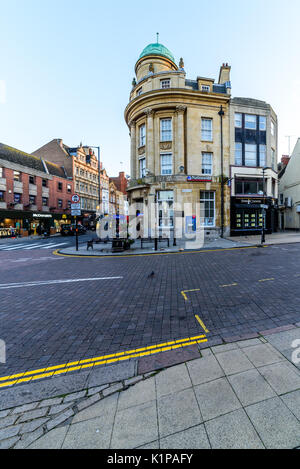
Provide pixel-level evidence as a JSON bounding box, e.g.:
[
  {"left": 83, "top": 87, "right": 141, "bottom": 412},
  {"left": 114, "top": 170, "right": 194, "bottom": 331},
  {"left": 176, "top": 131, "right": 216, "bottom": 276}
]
[{"left": 125, "top": 88, "right": 230, "bottom": 126}]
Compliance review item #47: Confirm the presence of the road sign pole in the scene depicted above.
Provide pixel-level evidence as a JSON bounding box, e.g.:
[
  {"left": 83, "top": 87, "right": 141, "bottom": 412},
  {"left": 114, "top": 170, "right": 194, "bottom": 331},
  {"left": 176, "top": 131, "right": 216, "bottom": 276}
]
[{"left": 75, "top": 216, "right": 79, "bottom": 251}]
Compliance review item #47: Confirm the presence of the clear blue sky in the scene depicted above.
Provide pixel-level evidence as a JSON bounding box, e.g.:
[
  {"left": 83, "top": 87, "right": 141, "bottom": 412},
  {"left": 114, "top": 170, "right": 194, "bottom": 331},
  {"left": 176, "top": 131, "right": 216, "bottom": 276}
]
[{"left": 1, "top": 0, "right": 299, "bottom": 175}]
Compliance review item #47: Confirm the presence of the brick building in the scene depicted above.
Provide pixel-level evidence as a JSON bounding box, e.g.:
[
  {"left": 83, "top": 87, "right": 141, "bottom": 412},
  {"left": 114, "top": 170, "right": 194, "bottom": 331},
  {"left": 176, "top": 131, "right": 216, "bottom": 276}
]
[{"left": 0, "top": 143, "right": 73, "bottom": 237}]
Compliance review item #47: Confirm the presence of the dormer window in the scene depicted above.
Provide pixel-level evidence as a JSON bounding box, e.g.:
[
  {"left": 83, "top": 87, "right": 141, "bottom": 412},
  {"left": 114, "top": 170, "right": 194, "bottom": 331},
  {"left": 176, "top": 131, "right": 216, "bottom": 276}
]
[
  {"left": 161, "top": 79, "right": 170, "bottom": 89},
  {"left": 201, "top": 85, "right": 210, "bottom": 92}
]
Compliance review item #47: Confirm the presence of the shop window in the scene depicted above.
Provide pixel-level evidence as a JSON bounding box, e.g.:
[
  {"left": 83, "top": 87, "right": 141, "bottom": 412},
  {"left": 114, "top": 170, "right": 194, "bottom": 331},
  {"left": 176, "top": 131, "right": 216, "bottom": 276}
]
[
  {"left": 161, "top": 79, "right": 170, "bottom": 89},
  {"left": 161, "top": 153, "right": 172, "bottom": 175},
  {"left": 160, "top": 119, "right": 172, "bottom": 142},
  {"left": 14, "top": 171, "right": 21, "bottom": 182},
  {"left": 259, "top": 116, "right": 267, "bottom": 131},
  {"left": 201, "top": 118, "right": 213, "bottom": 141},
  {"left": 200, "top": 191, "right": 215, "bottom": 226},
  {"left": 139, "top": 124, "right": 146, "bottom": 147},
  {"left": 29, "top": 175, "right": 35, "bottom": 185},
  {"left": 235, "top": 113, "right": 242, "bottom": 128},
  {"left": 202, "top": 153, "right": 213, "bottom": 175},
  {"left": 235, "top": 143, "right": 242, "bottom": 165},
  {"left": 245, "top": 144, "right": 257, "bottom": 166},
  {"left": 14, "top": 193, "right": 22, "bottom": 203},
  {"left": 259, "top": 145, "right": 266, "bottom": 167},
  {"left": 139, "top": 157, "right": 146, "bottom": 178},
  {"left": 245, "top": 114, "right": 257, "bottom": 130}
]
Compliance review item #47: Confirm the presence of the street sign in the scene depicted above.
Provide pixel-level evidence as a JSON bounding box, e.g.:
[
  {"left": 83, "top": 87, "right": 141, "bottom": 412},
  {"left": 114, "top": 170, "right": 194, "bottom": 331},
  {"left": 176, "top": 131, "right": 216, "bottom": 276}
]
[
  {"left": 71, "top": 194, "right": 80, "bottom": 203},
  {"left": 71, "top": 209, "right": 81, "bottom": 216},
  {"left": 71, "top": 203, "right": 81, "bottom": 210}
]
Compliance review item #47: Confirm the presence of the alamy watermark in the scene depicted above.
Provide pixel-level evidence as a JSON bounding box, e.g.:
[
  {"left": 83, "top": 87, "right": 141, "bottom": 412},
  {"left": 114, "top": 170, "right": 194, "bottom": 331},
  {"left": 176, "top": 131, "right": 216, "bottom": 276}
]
[
  {"left": 0, "top": 339, "right": 6, "bottom": 364},
  {"left": 291, "top": 339, "right": 300, "bottom": 365}
]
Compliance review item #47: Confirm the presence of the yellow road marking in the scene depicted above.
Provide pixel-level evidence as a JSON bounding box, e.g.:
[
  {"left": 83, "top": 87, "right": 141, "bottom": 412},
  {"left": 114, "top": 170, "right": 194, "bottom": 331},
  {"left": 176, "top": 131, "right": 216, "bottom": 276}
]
[
  {"left": 0, "top": 334, "right": 207, "bottom": 384},
  {"left": 53, "top": 245, "right": 264, "bottom": 260},
  {"left": 0, "top": 338, "right": 208, "bottom": 389},
  {"left": 195, "top": 316, "right": 210, "bottom": 333},
  {"left": 220, "top": 283, "right": 238, "bottom": 288},
  {"left": 181, "top": 289, "right": 201, "bottom": 301}
]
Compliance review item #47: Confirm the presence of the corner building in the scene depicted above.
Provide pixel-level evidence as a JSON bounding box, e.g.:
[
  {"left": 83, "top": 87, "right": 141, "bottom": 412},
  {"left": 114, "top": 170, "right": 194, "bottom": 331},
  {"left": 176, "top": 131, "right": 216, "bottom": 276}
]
[{"left": 125, "top": 42, "right": 232, "bottom": 238}]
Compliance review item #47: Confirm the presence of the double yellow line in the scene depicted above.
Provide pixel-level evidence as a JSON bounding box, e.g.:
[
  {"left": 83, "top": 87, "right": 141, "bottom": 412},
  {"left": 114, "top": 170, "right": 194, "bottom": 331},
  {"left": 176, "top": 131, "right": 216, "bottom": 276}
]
[{"left": 0, "top": 334, "right": 207, "bottom": 389}]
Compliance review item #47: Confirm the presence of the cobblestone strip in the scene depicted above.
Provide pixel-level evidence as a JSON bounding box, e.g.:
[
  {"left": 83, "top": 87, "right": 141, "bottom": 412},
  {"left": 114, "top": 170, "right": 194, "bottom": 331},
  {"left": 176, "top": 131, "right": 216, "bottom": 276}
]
[{"left": 0, "top": 371, "right": 159, "bottom": 449}]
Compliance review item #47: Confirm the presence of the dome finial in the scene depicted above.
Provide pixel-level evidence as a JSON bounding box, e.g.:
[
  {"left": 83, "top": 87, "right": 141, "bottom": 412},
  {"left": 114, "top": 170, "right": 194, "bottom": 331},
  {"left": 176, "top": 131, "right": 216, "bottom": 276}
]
[{"left": 156, "top": 32, "right": 159, "bottom": 43}]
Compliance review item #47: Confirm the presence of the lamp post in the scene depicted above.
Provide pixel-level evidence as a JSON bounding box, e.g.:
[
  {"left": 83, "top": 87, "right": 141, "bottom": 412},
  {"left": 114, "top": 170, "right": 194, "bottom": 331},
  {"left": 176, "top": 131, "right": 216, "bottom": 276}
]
[
  {"left": 261, "top": 167, "right": 268, "bottom": 244},
  {"left": 218, "top": 105, "right": 225, "bottom": 238}
]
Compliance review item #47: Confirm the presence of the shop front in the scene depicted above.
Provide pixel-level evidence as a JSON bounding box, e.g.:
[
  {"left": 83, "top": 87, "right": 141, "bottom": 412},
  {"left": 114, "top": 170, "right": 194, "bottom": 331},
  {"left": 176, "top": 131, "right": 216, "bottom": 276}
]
[
  {"left": 0, "top": 210, "right": 56, "bottom": 237},
  {"left": 230, "top": 197, "right": 277, "bottom": 236}
]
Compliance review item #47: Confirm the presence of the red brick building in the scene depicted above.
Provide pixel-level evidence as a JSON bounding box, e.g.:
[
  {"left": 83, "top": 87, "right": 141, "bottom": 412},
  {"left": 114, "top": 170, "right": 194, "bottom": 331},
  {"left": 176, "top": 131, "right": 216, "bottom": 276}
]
[{"left": 0, "top": 143, "right": 73, "bottom": 237}]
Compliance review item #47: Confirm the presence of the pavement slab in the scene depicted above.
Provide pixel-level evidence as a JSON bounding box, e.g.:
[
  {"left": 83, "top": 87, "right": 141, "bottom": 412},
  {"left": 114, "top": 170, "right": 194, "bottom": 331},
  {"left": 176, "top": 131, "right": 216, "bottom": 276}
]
[
  {"left": 227, "top": 369, "right": 276, "bottom": 406},
  {"left": 194, "top": 377, "right": 241, "bottom": 421},
  {"left": 160, "top": 424, "right": 211, "bottom": 449},
  {"left": 155, "top": 363, "right": 192, "bottom": 398},
  {"left": 110, "top": 400, "right": 158, "bottom": 449},
  {"left": 205, "top": 408, "right": 264, "bottom": 449},
  {"left": 186, "top": 355, "right": 224, "bottom": 386},
  {"left": 157, "top": 388, "right": 202, "bottom": 438},
  {"left": 245, "top": 397, "right": 300, "bottom": 449},
  {"left": 215, "top": 349, "right": 255, "bottom": 375},
  {"left": 258, "top": 362, "right": 300, "bottom": 395}
]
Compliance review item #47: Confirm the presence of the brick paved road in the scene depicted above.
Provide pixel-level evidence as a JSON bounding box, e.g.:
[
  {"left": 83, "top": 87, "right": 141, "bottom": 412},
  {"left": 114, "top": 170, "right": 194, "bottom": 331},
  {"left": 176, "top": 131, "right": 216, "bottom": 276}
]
[{"left": 0, "top": 244, "right": 299, "bottom": 378}]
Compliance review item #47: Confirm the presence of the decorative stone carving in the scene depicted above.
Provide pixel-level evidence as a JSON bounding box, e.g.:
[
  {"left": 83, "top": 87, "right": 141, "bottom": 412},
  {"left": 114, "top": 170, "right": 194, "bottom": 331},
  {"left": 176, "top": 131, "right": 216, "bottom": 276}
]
[
  {"left": 160, "top": 142, "right": 172, "bottom": 150},
  {"left": 179, "top": 58, "right": 184, "bottom": 69},
  {"left": 138, "top": 146, "right": 145, "bottom": 155},
  {"left": 132, "top": 78, "right": 137, "bottom": 87},
  {"left": 149, "top": 63, "right": 154, "bottom": 73},
  {"left": 129, "top": 119, "right": 136, "bottom": 128},
  {"left": 176, "top": 105, "right": 187, "bottom": 114},
  {"left": 144, "top": 108, "right": 154, "bottom": 117}
]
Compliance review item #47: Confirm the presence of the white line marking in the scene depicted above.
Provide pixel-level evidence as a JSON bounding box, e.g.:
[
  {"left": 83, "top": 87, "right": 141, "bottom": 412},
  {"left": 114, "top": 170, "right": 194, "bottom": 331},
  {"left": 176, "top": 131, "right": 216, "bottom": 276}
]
[
  {"left": 0, "top": 244, "right": 30, "bottom": 250},
  {"left": 40, "top": 243, "right": 68, "bottom": 249},
  {"left": 0, "top": 277, "right": 123, "bottom": 290},
  {"left": 23, "top": 244, "right": 50, "bottom": 250}
]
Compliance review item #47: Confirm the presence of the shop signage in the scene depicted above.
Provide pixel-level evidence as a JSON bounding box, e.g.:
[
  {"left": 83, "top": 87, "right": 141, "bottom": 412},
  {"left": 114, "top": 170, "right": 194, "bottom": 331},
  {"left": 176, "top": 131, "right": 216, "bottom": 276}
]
[
  {"left": 260, "top": 204, "right": 269, "bottom": 210},
  {"left": 187, "top": 176, "right": 212, "bottom": 182},
  {"left": 32, "top": 213, "right": 52, "bottom": 218}
]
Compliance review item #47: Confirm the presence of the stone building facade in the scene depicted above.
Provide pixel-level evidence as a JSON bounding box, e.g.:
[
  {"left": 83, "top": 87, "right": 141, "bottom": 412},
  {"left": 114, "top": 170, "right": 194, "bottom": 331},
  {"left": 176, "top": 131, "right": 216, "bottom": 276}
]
[
  {"left": 33, "top": 140, "right": 100, "bottom": 222},
  {"left": 229, "top": 98, "right": 278, "bottom": 235},
  {"left": 125, "top": 42, "right": 232, "bottom": 239},
  {"left": 278, "top": 139, "right": 300, "bottom": 231},
  {"left": 0, "top": 143, "right": 73, "bottom": 237}
]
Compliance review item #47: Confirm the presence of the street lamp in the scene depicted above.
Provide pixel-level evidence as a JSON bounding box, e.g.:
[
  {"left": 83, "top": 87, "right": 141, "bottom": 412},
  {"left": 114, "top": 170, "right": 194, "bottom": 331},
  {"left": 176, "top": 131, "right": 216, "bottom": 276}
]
[
  {"left": 218, "top": 105, "right": 225, "bottom": 238},
  {"left": 261, "top": 167, "right": 268, "bottom": 244}
]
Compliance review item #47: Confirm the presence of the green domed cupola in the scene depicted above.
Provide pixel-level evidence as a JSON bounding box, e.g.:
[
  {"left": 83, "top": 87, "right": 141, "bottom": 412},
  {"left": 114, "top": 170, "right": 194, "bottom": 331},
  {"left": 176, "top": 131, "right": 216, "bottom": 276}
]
[{"left": 139, "top": 42, "right": 175, "bottom": 64}]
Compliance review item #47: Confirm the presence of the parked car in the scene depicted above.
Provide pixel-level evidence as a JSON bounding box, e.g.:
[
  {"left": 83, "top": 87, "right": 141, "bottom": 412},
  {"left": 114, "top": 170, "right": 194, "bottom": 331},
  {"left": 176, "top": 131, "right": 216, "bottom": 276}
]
[{"left": 60, "top": 224, "right": 87, "bottom": 236}]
